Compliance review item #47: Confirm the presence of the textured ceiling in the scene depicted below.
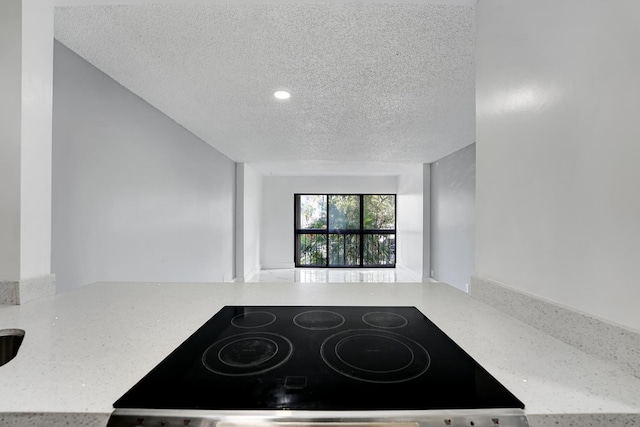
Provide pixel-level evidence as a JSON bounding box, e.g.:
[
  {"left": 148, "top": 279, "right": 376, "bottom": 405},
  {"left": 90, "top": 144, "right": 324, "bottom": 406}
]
[{"left": 54, "top": 4, "right": 475, "bottom": 175}]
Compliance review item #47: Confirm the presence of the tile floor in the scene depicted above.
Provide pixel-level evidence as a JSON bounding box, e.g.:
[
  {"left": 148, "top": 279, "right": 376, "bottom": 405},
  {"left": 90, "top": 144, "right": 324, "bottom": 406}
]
[{"left": 247, "top": 268, "right": 423, "bottom": 283}]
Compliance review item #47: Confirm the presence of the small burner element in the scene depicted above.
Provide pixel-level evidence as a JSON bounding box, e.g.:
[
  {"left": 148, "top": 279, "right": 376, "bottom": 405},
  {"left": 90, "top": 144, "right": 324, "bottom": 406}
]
[
  {"left": 218, "top": 337, "right": 278, "bottom": 367},
  {"left": 203, "top": 332, "right": 293, "bottom": 376},
  {"left": 362, "top": 311, "right": 408, "bottom": 329},
  {"left": 294, "top": 310, "right": 346, "bottom": 330},
  {"left": 231, "top": 311, "right": 276, "bottom": 328},
  {"left": 321, "top": 329, "right": 430, "bottom": 383}
]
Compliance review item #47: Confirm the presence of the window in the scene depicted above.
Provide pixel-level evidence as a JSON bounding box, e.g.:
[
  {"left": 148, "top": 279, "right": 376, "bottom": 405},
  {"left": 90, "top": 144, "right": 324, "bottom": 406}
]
[{"left": 295, "top": 194, "right": 396, "bottom": 267}]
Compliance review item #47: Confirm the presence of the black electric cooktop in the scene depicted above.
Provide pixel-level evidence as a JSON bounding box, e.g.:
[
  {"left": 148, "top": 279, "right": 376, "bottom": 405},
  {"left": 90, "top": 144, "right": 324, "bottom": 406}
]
[{"left": 114, "top": 306, "right": 524, "bottom": 411}]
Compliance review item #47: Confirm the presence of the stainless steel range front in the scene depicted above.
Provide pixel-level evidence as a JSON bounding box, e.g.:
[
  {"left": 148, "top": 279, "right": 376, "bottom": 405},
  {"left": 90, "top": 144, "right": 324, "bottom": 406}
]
[{"left": 107, "top": 306, "right": 529, "bottom": 427}]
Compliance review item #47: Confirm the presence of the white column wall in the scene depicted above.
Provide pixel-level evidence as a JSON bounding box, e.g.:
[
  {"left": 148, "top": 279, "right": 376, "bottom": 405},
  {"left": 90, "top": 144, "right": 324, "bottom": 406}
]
[
  {"left": 20, "top": 0, "right": 54, "bottom": 279},
  {"left": 476, "top": 0, "right": 640, "bottom": 331},
  {"left": 422, "top": 163, "right": 431, "bottom": 281},
  {"left": 396, "top": 166, "right": 423, "bottom": 281},
  {"left": 430, "top": 143, "right": 475, "bottom": 292},
  {"left": 235, "top": 163, "right": 263, "bottom": 282},
  {"left": 0, "top": 0, "right": 54, "bottom": 301},
  {"left": 242, "top": 164, "right": 262, "bottom": 280},
  {"left": 235, "top": 164, "right": 245, "bottom": 280},
  {"left": 0, "top": 0, "right": 23, "bottom": 282}
]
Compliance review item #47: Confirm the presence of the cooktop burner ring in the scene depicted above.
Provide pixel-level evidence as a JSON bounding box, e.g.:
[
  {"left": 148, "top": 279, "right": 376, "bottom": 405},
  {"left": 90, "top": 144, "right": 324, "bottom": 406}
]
[
  {"left": 202, "top": 332, "right": 293, "bottom": 376},
  {"left": 335, "top": 333, "right": 415, "bottom": 373},
  {"left": 218, "top": 337, "right": 279, "bottom": 368},
  {"left": 230, "top": 311, "right": 276, "bottom": 329},
  {"left": 362, "top": 311, "right": 409, "bottom": 329},
  {"left": 293, "top": 310, "right": 346, "bottom": 330},
  {"left": 320, "top": 329, "right": 430, "bottom": 383}
]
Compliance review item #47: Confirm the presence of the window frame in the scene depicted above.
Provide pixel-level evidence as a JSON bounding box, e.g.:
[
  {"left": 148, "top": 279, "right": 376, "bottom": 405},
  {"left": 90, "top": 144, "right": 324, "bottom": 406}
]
[{"left": 294, "top": 193, "right": 397, "bottom": 268}]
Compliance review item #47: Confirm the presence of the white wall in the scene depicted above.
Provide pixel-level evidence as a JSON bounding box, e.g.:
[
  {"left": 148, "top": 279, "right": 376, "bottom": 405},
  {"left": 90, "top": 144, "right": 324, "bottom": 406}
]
[
  {"left": 422, "top": 163, "right": 431, "bottom": 281},
  {"left": 476, "top": 0, "right": 640, "bottom": 330},
  {"left": 52, "top": 42, "right": 236, "bottom": 292},
  {"left": 0, "top": 0, "right": 23, "bottom": 281},
  {"left": 20, "top": 0, "right": 54, "bottom": 280},
  {"left": 0, "top": 0, "right": 53, "bottom": 282},
  {"left": 431, "top": 143, "right": 475, "bottom": 292},
  {"left": 261, "top": 176, "right": 397, "bottom": 269},
  {"left": 396, "top": 166, "right": 423, "bottom": 281},
  {"left": 235, "top": 163, "right": 262, "bottom": 281}
]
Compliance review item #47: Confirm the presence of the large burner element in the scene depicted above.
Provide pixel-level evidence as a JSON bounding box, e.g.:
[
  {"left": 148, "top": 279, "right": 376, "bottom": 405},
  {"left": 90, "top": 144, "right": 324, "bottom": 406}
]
[
  {"left": 203, "top": 332, "right": 293, "bottom": 376},
  {"left": 321, "top": 329, "right": 430, "bottom": 383},
  {"left": 294, "top": 310, "right": 345, "bottom": 330}
]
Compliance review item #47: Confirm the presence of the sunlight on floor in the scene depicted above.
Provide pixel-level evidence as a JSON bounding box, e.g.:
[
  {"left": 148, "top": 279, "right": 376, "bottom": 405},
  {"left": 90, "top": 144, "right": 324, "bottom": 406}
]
[{"left": 248, "top": 268, "right": 422, "bottom": 283}]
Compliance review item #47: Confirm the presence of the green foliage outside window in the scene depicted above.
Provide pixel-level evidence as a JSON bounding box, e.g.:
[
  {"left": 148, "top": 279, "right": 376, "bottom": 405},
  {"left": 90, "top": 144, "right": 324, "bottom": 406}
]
[
  {"left": 328, "top": 195, "right": 360, "bottom": 230},
  {"left": 364, "top": 195, "right": 395, "bottom": 230},
  {"left": 298, "top": 233, "right": 327, "bottom": 266},
  {"left": 329, "top": 234, "right": 360, "bottom": 266},
  {"left": 296, "top": 194, "right": 395, "bottom": 267},
  {"left": 299, "top": 195, "right": 327, "bottom": 229},
  {"left": 364, "top": 234, "right": 396, "bottom": 265}
]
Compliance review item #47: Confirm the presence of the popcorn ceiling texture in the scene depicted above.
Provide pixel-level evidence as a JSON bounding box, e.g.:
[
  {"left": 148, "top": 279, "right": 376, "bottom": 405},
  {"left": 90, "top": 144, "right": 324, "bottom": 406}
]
[{"left": 54, "top": 4, "right": 475, "bottom": 171}]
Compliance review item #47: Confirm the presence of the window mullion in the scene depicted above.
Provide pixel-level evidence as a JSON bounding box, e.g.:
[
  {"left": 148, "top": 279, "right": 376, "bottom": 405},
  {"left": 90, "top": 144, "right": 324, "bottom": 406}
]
[
  {"left": 325, "top": 195, "right": 330, "bottom": 267},
  {"left": 359, "top": 194, "right": 364, "bottom": 267}
]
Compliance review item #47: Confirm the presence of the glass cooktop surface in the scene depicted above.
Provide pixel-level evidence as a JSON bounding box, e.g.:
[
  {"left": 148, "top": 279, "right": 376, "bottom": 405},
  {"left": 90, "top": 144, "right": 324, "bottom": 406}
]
[{"left": 114, "top": 306, "right": 524, "bottom": 411}]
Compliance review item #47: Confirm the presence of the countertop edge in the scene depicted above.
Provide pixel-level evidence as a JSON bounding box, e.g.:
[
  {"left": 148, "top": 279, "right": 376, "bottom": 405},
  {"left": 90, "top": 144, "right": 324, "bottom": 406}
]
[
  {"left": 528, "top": 412, "right": 640, "bottom": 427},
  {"left": 1, "top": 411, "right": 640, "bottom": 427},
  {"left": 0, "top": 411, "right": 111, "bottom": 427}
]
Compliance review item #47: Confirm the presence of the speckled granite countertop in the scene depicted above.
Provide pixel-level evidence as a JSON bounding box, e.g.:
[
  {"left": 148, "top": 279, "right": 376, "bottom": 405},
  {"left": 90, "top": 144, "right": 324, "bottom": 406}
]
[{"left": 0, "top": 282, "right": 639, "bottom": 427}]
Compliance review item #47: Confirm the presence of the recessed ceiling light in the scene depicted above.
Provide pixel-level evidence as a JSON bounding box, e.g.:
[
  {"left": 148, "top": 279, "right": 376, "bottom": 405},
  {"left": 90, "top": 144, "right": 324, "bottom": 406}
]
[{"left": 273, "top": 90, "right": 291, "bottom": 100}]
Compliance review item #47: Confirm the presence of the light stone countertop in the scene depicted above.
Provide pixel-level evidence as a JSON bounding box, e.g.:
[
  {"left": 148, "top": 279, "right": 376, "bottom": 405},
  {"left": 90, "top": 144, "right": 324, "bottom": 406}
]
[{"left": 0, "top": 281, "right": 639, "bottom": 427}]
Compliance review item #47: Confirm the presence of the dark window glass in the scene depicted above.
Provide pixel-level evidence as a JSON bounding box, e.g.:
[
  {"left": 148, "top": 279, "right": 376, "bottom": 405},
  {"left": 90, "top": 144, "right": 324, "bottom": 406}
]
[
  {"left": 297, "top": 233, "right": 327, "bottom": 266},
  {"left": 363, "top": 234, "right": 396, "bottom": 266},
  {"left": 295, "top": 194, "right": 396, "bottom": 268},
  {"left": 328, "top": 234, "right": 360, "bottom": 266},
  {"left": 298, "top": 195, "right": 327, "bottom": 230},
  {"left": 364, "top": 195, "right": 396, "bottom": 230},
  {"left": 328, "top": 195, "right": 360, "bottom": 231}
]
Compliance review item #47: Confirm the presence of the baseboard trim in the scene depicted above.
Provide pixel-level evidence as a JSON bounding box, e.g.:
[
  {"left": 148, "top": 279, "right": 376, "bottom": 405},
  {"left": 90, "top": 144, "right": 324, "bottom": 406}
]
[
  {"left": 394, "top": 264, "right": 422, "bottom": 282},
  {"left": 470, "top": 275, "right": 640, "bottom": 378},
  {"left": 0, "top": 274, "right": 56, "bottom": 305},
  {"left": 261, "top": 262, "right": 295, "bottom": 270},
  {"left": 244, "top": 265, "right": 262, "bottom": 282}
]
